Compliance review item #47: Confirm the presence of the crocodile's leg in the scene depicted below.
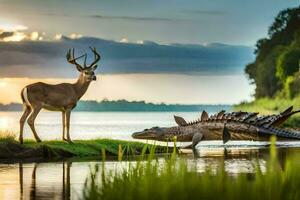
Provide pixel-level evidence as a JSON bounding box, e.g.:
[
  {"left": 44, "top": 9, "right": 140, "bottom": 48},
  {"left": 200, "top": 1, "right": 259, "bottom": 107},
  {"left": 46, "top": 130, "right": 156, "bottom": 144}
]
[
  {"left": 222, "top": 126, "right": 231, "bottom": 144},
  {"left": 192, "top": 132, "right": 203, "bottom": 148},
  {"left": 182, "top": 132, "right": 203, "bottom": 149},
  {"left": 223, "top": 126, "right": 231, "bottom": 157}
]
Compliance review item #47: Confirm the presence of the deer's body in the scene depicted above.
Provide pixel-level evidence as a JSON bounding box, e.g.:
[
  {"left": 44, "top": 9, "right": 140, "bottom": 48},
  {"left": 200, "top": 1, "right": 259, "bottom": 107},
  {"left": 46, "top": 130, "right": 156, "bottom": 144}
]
[
  {"left": 19, "top": 48, "right": 100, "bottom": 143},
  {"left": 22, "top": 77, "right": 89, "bottom": 111}
]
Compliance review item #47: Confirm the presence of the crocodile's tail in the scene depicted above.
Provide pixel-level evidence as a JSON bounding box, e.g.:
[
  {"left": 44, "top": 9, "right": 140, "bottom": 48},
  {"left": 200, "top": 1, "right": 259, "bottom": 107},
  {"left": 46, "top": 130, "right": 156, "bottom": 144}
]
[
  {"left": 259, "top": 126, "right": 300, "bottom": 139},
  {"left": 210, "top": 106, "right": 300, "bottom": 128},
  {"left": 266, "top": 106, "right": 300, "bottom": 127}
]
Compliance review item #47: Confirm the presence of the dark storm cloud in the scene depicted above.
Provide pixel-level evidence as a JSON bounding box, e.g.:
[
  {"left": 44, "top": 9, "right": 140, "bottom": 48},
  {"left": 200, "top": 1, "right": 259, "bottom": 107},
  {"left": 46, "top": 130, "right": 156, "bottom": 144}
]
[{"left": 0, "top": 36, "right": 254, "bottom": 78}]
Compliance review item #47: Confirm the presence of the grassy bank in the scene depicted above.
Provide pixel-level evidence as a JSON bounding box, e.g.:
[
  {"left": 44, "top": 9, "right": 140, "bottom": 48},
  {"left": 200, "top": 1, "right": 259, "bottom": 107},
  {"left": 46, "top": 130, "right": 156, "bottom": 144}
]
[
  {"left": 83, "top": 137, "right": 300, "bottom": 200},
  {"left": 234, "top": 97, "right": 300, "bottom": 128},
  {"left": 0, "top": 132, "right": 171, "bottom": 161}
]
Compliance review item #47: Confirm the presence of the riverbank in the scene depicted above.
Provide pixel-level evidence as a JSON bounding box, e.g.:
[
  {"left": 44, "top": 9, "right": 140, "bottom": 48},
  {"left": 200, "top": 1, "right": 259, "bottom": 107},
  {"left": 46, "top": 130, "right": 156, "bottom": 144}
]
[
  {"left": 234, "top": 97, "right": 300, "bottom": 128},
  {"left": 0, "top": 137, "right": 172, "bottom": 162}
]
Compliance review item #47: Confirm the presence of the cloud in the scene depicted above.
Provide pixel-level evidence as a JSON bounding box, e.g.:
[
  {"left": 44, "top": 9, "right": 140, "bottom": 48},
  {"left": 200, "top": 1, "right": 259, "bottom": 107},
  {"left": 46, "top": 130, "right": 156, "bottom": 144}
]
[
  {"left": 119, "top": 37, "right": 129, "bottom": 43},
  {"left": 0, "top": 36, "right": 254, "bottom": 78},
  {"left": 89, "top": 15, "right": 180, "bottom": 22},
  {"left": 39, "top": 12, "right": 194, "bottom": 22},
  {"left": 183, "top": 10, "right": 227, "bottom": 16},
  {"left": 0, "top": 32, "right": 14, "bottom": 39}
]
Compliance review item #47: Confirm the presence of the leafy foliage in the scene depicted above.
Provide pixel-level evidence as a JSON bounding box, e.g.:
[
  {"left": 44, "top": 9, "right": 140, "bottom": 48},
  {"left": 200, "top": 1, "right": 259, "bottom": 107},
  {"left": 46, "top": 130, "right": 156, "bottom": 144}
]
[
  {"left": 246, "top": 6, "right": 300, "bottom": 98},
  {"left": 276, "top": 47, "right": 300, "bottom": 82}
]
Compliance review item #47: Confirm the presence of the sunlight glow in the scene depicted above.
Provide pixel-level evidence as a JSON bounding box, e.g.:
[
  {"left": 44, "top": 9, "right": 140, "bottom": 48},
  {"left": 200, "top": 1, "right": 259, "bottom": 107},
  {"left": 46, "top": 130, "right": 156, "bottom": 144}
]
[
  {"left": 3, "top": 32, "right": 26, "bottom": 42},
  {"left": 120, "top": 37, "right": 128, "bottom": 43},
  {"left": 55, "top": 33, "right": 62, "bottom": 40},
  {"left": 30, "top": 32, "right": 39, "bottom": 40},
  {"left": 0, "top": 74, "right": 254, "bottom": 105},
  {"left": 69, "top": 33, "right": 82, "bottom": 39},
  {"left": 0, "top": 81, "right": 7, "bottom": 87},
  {"left": 0, "top": 24, "right": 28, "bottom": 32},
  {"left": 0, "top": 118, "right": 9, "bottom": 130}
]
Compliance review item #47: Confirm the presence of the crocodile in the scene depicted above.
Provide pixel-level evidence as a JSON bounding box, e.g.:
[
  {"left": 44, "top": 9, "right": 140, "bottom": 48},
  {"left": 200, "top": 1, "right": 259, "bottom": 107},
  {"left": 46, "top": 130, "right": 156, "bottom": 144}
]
[{"left": 132, "top": 106, "right": 300, "bottom": 149}]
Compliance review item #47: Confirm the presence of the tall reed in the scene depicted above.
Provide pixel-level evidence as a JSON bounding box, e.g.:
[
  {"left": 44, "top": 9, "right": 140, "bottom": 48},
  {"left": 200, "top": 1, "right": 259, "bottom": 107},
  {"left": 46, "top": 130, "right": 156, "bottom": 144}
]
[{"left": 83, "top": 137, "right": 300, "bottom": 200}]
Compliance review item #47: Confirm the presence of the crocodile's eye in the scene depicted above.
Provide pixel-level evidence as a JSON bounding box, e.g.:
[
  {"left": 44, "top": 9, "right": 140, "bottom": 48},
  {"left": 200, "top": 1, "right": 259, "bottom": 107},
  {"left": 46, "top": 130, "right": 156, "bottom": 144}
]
[{"left": 144, "top": 129, "right": 148, "bottom": 131}]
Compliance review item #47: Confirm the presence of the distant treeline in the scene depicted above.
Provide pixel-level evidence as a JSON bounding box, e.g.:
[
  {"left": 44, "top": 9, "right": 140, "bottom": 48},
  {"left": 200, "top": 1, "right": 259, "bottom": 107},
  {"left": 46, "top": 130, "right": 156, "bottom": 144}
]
[{"left": 0, "top": 100, "right": 232, "bottom": 112}]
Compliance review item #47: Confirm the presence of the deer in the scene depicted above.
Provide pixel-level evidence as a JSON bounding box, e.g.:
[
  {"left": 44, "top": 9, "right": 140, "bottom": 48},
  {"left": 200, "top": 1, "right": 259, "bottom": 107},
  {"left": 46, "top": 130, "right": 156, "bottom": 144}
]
[{"left": 19, "top": 47, "right": 101, "bottom": 144}]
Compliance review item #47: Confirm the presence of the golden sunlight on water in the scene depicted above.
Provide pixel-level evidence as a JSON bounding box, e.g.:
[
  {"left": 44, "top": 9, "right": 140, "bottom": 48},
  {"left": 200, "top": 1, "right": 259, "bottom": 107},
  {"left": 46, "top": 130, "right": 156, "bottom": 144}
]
[
  {"left": 0, "top": 167, "right": 20, "bottom": 199},
  {"left": 0, "top": 117, "right": 10, "bottom": 130}
]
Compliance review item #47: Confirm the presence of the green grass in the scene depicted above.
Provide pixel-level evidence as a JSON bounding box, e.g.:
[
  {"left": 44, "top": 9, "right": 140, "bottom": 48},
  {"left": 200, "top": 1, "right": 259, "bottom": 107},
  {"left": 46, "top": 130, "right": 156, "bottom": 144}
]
[
  {"left": 235, "top": 96, "right": 300, "bottom": 114},
  {"left": 0, "top": 132, "right": 171, "bottom": 160},
  {"left": 83, "top": 137, "right": 300, "bottom": 200},
  {"left": 0, "top": 131, "right": 16, "bottom": 143},
  {"left": 23, "top": 139, "right": 164, "bottom": 157},
  {"left": 235, "top": 96, "right": 300, "bottom": 127}
]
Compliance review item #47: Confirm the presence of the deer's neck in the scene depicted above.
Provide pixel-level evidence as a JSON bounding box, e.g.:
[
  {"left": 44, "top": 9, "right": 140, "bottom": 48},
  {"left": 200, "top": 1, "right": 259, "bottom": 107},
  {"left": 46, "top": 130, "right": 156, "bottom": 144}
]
[{"left": 73, "top": 74, "right": 91, "bottom": 100}]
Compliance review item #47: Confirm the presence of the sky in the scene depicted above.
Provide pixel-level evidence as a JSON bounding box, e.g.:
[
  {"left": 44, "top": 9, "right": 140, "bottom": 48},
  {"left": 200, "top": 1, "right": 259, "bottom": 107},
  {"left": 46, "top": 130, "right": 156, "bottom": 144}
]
[{"left": 0, "top": 0, "right": 299, "bottom": 104}]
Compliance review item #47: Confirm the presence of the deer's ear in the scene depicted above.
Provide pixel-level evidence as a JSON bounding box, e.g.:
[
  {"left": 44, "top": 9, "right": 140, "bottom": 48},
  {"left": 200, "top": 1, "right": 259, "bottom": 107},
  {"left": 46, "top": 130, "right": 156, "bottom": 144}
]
[
  {"left": 90, "top": 65, "right": 98, "bottom": 71},
  {"left": 76, "top": 65, "right": 83, "bottom": 72}
]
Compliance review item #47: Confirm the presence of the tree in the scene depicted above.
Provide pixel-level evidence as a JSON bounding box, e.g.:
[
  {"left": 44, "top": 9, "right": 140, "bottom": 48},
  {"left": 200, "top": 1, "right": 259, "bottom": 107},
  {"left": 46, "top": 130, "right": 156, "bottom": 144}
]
[
  {"left": 276, "top": 47, "right": 300, "bottom": 83},
  {"left": 245, "top": 5, "right": 300, "bottom": 98}
]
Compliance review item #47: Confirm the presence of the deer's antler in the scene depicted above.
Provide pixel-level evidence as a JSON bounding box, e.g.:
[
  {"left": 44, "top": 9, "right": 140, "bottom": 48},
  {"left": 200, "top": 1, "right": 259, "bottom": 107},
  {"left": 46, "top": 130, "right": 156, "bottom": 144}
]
[
  {"left": 86, "top": 47, "right": 101, "bottom": 70},
  {"left": 66, "top": 48, "right": 86, "bottom": 71},
  {"left": 66, "top": 47, "right": 101, "bottom": 71}
]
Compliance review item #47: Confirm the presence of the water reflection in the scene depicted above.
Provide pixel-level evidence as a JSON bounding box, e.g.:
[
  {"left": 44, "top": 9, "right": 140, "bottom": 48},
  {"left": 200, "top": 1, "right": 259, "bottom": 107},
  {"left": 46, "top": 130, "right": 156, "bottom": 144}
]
[
  {"left": 0, "top": 147, "right": 297, "bottom": 200},
  {"left": 18, "top": 162, "right": 72, "bottom": 200}
]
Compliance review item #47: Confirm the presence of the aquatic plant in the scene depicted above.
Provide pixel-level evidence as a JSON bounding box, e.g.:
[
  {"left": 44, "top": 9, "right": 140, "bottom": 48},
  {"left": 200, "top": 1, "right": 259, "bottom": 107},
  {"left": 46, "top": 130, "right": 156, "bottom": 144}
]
[{"left": 83, "top": 136, "right": 300, "bottom": 200}]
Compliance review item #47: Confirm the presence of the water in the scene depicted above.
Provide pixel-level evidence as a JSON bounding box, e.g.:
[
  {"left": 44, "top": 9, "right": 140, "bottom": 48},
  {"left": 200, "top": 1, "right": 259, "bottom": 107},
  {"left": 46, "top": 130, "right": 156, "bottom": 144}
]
[
  {"left": 0, "top": 147, "right": 297, "bottom": 200},
  {"left": 0, "top": 111, "right": 200, "bottom": 141},
  {"left": 1, "top": 111, "right": 300, "bottom": 199}
]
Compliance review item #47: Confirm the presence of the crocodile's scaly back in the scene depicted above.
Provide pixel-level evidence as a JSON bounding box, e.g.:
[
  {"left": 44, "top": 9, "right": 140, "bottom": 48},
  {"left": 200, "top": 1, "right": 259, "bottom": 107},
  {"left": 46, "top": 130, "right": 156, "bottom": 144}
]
[
  {"left": 173, "top": 106, "right": 300, "bottom": 140},
  {"left": 178, "top": 106, "right": 300, "bottom": 129}
]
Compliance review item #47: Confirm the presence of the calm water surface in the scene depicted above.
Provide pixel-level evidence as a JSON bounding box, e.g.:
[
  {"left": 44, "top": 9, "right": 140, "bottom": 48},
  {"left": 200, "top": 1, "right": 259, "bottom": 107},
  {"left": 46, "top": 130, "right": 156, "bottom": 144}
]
[
  {"left": 1, "top": 111, "right": 300, "bottom": 199},
  {"left": 0, "top": 147, "right": 298, "bottom": 200},
  {"left": 0, "top": 111, "right": 201, "bottom": 141}
]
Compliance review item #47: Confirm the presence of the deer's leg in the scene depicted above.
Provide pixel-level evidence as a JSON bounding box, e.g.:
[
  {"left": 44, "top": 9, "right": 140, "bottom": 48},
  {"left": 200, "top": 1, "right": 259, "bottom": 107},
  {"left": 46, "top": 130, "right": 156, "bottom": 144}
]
[
  {"left": 27, "top": 106, "right": 42, "bottom": 142},
  {"left": 62, "top": 111, "right": 67, "bottom": 141},
  {"left": 30, "top": 164, "right": 37, "bottom": 199},
  {"left": 66, "top": 109, "right": 72, "bottom": 143},
  {"left": 19, "top": 105, "right": 32, "bottom": 144}
]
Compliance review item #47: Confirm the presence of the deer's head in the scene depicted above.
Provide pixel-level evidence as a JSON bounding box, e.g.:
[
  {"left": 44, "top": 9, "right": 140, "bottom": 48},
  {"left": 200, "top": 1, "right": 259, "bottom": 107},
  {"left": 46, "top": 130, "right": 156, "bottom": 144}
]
[{"left": 66, "top": 47, "right": 101, "bottom": 82}]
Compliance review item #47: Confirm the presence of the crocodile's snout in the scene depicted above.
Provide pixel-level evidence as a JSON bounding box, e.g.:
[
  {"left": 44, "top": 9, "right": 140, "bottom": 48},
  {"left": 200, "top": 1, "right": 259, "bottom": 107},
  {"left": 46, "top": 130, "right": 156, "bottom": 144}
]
[
  {"left": 132, "top": 131, "right": 142, "bottom": 138},
  {"left": 132, "top": 130, "right": 154, "bottom": 139},
  {"left": 132, "top": 127, "right": 162, "bottom": 139}
]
